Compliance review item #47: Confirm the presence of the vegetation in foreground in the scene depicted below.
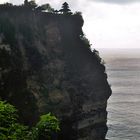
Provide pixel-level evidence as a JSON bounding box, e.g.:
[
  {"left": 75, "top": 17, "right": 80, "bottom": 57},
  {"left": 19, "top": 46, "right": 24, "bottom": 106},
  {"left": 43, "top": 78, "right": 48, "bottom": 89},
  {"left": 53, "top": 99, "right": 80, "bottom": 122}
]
[{"left": 0, "top": 101, "right": 60, "bottom": 140}]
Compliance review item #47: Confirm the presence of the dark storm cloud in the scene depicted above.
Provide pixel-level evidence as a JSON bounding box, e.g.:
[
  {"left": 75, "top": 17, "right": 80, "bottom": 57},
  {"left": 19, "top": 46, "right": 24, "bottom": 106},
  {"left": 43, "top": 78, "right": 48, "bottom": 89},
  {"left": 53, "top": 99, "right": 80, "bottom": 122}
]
[{"left": 93, "top": 0, "right": 140, "bottom": 4}]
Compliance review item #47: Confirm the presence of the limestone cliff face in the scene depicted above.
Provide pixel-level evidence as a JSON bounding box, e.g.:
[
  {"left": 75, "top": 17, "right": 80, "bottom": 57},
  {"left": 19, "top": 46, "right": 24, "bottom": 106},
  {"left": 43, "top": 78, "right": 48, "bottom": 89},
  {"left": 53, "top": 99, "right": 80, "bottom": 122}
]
[{"left": 0, "top": 9, "right": 111, "bottom": 140}]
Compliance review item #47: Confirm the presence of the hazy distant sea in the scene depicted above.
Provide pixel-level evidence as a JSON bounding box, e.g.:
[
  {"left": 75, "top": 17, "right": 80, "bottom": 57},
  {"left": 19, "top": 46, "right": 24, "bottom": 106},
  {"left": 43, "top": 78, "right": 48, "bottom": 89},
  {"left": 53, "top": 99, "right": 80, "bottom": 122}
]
[{"left": 98, "top": 48, "right": 140, "bottom": 140}]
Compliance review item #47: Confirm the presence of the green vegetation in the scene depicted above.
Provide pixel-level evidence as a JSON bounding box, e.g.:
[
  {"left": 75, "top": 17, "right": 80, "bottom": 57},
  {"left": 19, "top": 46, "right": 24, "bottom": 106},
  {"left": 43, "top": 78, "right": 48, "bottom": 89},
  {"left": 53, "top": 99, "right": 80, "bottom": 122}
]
[
  {"left": 28, "top": 0, "right": 37, "bottom": 9},
  {"left": 80, "top": 34, "right": 91, "bottom": 48},
  {"left": 59, "top": 2, "right": 71, "bottom": 14},
  {"left": 92, "top": 49, "right": 104, "bottom": 64},
  {"left": 74, "top": 11, "right": 82, "bottom": 16},
  {"left": 0, "top": 1, "right": 74, "bottom": 15},
  {"left": 35, "top": 113, "right": 60, "bottom": 140},
  {"left": 0, "top": 101, "right": 29, "bottom": 140},
  {"left": 37, "top": 4, "right": 54, "bottom": 12},
  {"left": 24, "top": 0, "right": 37, "bottom": 9},
  {"left": 0, "top": 101, "right": 60, "bottom": 140}
]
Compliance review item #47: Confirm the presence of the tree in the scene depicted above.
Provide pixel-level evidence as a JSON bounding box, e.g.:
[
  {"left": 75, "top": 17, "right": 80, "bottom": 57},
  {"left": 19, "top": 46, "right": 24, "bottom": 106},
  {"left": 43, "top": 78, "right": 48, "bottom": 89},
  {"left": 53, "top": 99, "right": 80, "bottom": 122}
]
[
  {"left": 37, "top": 3, "right": 54, "bottom": 12},
  {"left": 0, "top": 101, "right": 60, "bottom": 140},
  {"left": 59, "top": 2, "right": 71, "bottom": 14},
  {"left": 35, "top": 113, "right": 60, "bottom": 140},
  {"left": 54, "top": 10, "right": 59, "bottom": 14},
  {"left": 0, "top": 101, "right": 29, "bottom": 139},
  {"left": 24, "top": 0, "right": 28, "bottom": 6},
  {"left": 74, "top": 11, "right": 82, "bottom": 16},
  {"left": 80, "top": 34, "right": 91, "bottom": 48},
  {"left": 28, "top": 0, "right": 37, "bottom": 9},
  {"left": 24, "top": 0, "right": 37, "bottom": 9}
]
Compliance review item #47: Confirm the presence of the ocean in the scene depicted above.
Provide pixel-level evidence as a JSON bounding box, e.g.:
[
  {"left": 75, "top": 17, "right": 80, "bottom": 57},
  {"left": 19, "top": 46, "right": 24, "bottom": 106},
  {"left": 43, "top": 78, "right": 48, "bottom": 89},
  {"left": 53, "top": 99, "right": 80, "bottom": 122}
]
[{"left": 98, "top": 48, "right": 140, "bottom": 140}]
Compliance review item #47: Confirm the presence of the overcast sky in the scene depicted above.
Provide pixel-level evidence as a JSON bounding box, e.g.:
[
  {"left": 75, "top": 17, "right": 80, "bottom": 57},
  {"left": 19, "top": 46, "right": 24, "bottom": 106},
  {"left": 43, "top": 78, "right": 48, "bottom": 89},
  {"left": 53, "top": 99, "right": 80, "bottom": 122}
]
[{"left": 1, "top": 0, "right": 140, "bottom": 49}]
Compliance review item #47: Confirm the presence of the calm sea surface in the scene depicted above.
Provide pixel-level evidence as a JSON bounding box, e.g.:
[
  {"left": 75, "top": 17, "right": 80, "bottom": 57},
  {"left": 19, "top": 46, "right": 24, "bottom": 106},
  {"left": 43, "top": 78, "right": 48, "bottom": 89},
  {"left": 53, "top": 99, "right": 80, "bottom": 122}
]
[{"left": 98, "top": 49, "right": 140, "bottom": 140}]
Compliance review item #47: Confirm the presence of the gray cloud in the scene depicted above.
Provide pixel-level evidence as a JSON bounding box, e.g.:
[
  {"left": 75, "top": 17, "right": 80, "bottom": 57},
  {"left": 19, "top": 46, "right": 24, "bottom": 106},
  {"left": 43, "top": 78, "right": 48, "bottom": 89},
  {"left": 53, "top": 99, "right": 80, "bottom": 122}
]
[
  {"left": 9, "top": 0, "right": 22, "bottom": 5},
  {"left": 92, "top": 0, "right": 140, "bottom": 4},
  {"left": 7, "top": 0, "right": 140, "bottom": 6}
]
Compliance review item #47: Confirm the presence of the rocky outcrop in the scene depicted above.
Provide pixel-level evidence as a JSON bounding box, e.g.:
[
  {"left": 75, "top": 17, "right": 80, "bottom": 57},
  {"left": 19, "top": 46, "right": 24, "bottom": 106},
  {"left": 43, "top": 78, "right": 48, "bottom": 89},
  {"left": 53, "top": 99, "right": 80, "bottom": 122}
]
[{"left": 0, "top": 8, "right": 111, "bottom": 140}]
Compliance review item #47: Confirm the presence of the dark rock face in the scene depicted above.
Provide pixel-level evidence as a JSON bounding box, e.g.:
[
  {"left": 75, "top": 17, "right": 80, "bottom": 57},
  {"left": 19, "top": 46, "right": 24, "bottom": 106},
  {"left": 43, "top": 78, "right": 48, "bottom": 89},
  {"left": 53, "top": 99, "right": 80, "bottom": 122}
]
[{"left": 0, "top": 9, "right": 111, "bottom": 140}]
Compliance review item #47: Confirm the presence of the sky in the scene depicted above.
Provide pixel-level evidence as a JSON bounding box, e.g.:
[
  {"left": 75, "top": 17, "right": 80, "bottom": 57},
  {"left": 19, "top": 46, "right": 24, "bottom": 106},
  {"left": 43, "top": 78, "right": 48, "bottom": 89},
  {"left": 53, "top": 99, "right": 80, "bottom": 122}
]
[{"left": 1, "top": 0, "right": 140, "bottom": 49}]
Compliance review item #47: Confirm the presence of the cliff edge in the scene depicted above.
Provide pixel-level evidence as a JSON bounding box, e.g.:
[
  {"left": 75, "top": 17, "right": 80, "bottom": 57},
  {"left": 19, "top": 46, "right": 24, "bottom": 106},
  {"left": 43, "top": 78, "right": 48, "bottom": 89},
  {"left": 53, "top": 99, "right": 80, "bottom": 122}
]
[{"left": 0, "top": 7, "right": 111, "bottom": 140}]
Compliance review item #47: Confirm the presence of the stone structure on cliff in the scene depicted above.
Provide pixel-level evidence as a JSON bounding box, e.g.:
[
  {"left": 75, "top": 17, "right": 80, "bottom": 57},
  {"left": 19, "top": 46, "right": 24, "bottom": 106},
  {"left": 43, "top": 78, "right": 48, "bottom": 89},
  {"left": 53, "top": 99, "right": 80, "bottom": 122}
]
[{"left": 0, "top": 7, "right": 111, "bottom": 140}]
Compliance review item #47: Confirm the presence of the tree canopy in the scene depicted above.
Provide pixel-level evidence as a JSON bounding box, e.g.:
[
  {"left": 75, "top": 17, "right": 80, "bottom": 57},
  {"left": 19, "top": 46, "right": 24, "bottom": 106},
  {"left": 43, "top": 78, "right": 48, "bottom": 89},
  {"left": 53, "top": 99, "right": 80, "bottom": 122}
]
[
  {"left": 36, "top": 3, "right": 54, "bottom": 12},
  {"left": 24, "top": 0, "right": 28, "bottom": 5},
  {"left": 59, "top": 2, "right": 71, "bottom": 14},
  {"left": 0, "top": 101, "right": 60, "bottom": 140},
  {"left": 24, "top": 0, "right": 37, "bottom": 9}
]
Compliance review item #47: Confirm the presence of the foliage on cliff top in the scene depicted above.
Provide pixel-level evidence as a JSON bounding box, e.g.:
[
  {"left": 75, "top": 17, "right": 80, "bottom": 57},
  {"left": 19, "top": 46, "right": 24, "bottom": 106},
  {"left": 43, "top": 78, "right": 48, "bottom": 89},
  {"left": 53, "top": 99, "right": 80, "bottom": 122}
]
[
  {"left": 0, "top": 1, "right": 74, "bottom": 15},
  {"left": 0, "top": 101, "right": 60, "bottom": 140},
  {"left": 59, "top": 2, "right": 72, "bottom": 14}
]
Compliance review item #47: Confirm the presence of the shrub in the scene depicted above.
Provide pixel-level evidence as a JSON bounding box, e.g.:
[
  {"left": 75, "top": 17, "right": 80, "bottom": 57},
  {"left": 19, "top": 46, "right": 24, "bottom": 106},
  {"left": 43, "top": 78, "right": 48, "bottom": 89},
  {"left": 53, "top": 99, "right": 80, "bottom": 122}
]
[
  {"left": 0, "top": 101, "right": 18, "bottom": 127},
  {"left": 35, "top": 113, "right": 60, "bottom": 140},
  {"left": 80, "top": 34, "right": 91, "bottom": 48},
  {"left": 74, "top": 11, "right": 82, "bottom": 16},
  {"left": 0, "top": 101, "right": 29, "bottom": 140},
  {"left": 0, "top": 101, "right": 60, "bottom": 140}
]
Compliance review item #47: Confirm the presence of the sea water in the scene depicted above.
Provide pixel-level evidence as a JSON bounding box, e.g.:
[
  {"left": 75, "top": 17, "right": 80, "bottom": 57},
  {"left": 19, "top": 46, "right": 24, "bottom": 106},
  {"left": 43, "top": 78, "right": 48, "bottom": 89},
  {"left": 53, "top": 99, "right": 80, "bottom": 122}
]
[{"left": 98, "top": 48, "right": 140, "bottom": 140}]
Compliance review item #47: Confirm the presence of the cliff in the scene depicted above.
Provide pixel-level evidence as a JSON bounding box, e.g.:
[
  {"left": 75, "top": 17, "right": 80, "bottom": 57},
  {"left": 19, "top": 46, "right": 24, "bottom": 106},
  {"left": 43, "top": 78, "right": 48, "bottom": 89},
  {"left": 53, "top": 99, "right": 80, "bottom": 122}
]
[{"left": 0, "top": 7, "right": 111, "bottom": 140}]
